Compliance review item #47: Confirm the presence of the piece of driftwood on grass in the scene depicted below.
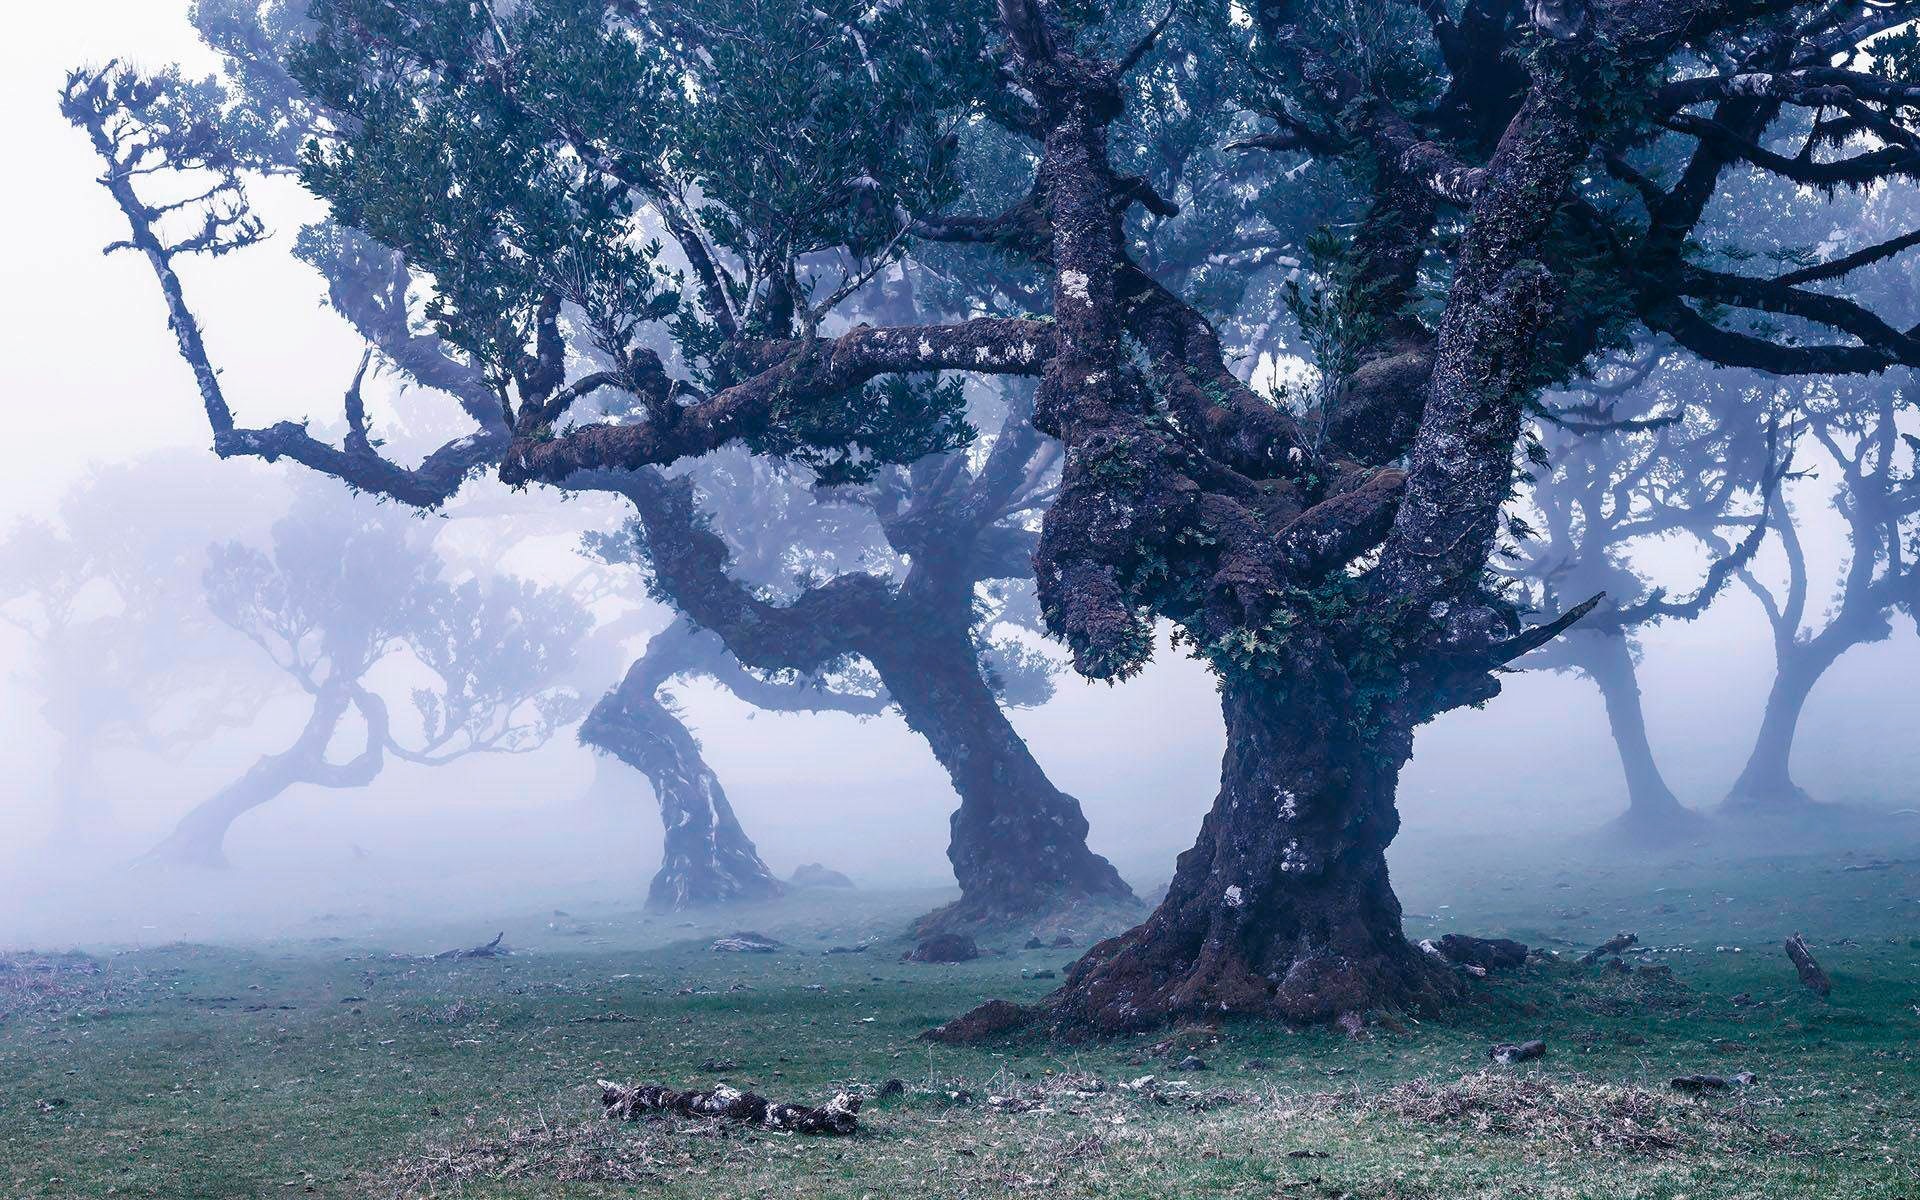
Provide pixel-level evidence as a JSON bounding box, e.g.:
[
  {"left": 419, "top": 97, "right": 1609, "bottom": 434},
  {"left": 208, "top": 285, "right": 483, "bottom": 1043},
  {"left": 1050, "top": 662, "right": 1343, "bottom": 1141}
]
[
  {"left": 598, "top": 1081, "right": 861, "bottom": 1135},
  {"left": 1784, "top": 934, "right": 1831, "bottom": 996}
]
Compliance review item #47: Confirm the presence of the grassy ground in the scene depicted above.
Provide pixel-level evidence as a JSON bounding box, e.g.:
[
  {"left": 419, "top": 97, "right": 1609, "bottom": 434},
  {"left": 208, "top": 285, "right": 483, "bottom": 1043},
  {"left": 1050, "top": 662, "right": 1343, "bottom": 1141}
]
[{"left": 5, "top": 827, "right": 1920, "bottom": 1199}]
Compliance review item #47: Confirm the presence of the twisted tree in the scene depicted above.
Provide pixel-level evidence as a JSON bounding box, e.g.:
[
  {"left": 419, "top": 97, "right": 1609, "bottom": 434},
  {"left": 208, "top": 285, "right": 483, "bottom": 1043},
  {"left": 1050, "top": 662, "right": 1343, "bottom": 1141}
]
[
  {"left": 68, "top": 0, "right": 1920, "bottom": 1030},
  {"left": 144, "top": 487, "right": 587, "bottom": 867}
]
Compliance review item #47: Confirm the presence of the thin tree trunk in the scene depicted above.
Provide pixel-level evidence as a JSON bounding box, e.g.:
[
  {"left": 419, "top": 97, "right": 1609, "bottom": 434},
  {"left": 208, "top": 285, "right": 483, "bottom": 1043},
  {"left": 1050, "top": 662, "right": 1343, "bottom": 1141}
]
[
  {"left": 1570, "top": 633, "right": 1708, "bottom": 841},
  {"left": 142, "top": 689, "right": 347, "bottom": 868},
  {"left": 1723, "top": 651, "right": 1823, "bottom": 812},
  {"left": 142, "top": 757, "right": 305, "bottom": 868},
  {"left": 583, "top": 630, "right": 784, "bottom": 910},
  {"left": 1040, "top": 673, "right": 1454, "bottom": 1033},
  {"left": 46, "top": 726, "right": 107, "bottom": 847},
  {"left": 863, "top": 618, "right": 1134, "bottom": 936}
]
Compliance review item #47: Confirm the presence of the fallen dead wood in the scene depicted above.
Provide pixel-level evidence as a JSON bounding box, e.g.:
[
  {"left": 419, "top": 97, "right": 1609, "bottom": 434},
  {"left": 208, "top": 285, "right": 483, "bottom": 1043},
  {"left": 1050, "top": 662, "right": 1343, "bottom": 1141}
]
[
  {"left": 1784, "top": 934, "right": 1831, "bottom": 996},
  {"left": 597, "top": 1081, "right": 861, "bottom": 1135}
]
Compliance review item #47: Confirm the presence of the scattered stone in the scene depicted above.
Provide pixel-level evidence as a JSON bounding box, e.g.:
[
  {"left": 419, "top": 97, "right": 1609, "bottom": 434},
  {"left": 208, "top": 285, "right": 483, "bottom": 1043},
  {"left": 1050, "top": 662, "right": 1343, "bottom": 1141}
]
[
  {"left": 988, "top": 1094, "right": 1044, "bottom": 1113},
  {"left": 1580, "top": 932, "right": 1638, "bottom": 965},
  {"left": 1049, "top": 934, "right": 1076, "bottom": 948},
  {"left": 1023, "top": 937, "right": 1045, "bottom": 950},
  {"left": 1287, "top": 1149, "right": 1329, "bottom": 1159},
  {"left": 905, "top": 933, "right": 979, "bottom": 964},
  {"left": 1029, "top": 969, "right": 1056, "bottom": 980},
  {"left": 877, "top": 1079, "right": 905, "bottom": 1098},
  {"left": 1436, "top": 934, "right": 1530, "bottom": 971},
  {"left": 1729, "top": 992, "right": 1753, "bottom": 1007},
  {"left": 699, "top": 1058, "right": 738, "bottom": 1072},
  {"left": 36, "top": 1098, "right": 68, "bottom": 1113},
  {"left": 710, "top": 931, "right": 783, "bottom": 954},
  {"left": 1175, "top": 1055, "right": 1209, "bottom": 1071},
  {"left": 924, "top": 999, "right": 1033, "bottom": 1043},
  {"left": 823, "top": 944, "right": 869, "bottom": 955},
  {"left": 1241, "top": 1059, "right": 1272, "bottom": 1071},
  {"left": 598, "top": 1080, "right": 859, "bottom": 1135},
  {"left": 1490, "top": 1040, "right": 1547, "bottom": 1065},
  {"left": 1784, "top": 933, "right": 1831, "bottom": 996},
  {"left": 789, "top": 863, "right": 856, "bottom": 890}
]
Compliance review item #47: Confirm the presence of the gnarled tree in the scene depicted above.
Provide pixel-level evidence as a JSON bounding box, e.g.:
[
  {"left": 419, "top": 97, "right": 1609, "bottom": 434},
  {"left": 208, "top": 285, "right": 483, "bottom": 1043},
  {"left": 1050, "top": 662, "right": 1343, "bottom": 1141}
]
[{"left": 69, "top": 0, "right": 1920, "bottom": 1030}]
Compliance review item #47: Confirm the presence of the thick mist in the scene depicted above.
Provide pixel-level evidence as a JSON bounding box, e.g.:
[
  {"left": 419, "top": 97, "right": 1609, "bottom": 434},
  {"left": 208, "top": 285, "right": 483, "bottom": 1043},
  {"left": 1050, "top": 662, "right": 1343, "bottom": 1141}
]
[{"left": 4, "top": 0, "right": 1917, "bottom": 951}]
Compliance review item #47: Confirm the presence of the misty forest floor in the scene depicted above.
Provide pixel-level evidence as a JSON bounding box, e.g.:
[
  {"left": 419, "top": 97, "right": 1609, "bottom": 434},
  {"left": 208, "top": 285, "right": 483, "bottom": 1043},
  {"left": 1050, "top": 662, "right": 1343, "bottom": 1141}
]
[{"left": 5, "top": 827, "right": 1920, "bottom": 1198}]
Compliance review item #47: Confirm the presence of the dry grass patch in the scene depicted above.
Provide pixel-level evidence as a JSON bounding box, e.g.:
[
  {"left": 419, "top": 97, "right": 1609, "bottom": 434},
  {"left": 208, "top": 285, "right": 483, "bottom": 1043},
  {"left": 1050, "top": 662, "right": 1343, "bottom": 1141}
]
[{"left": 1374, "top": 1071, "right": 1784, "bottom": 1156}]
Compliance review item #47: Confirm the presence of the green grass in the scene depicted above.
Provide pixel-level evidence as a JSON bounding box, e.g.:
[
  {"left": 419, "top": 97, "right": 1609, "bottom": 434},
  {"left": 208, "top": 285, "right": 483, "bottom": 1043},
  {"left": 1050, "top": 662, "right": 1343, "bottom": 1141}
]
[{"left": 5, "top": 835, "right": 1920, "bottom": 1198}]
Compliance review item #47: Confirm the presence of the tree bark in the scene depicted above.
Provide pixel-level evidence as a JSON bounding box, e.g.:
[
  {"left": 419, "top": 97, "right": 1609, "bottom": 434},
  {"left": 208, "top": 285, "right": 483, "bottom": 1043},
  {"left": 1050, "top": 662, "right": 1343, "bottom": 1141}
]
[
  {"left": 581, "top": 627, "right": 784, "bottom": 910},
  {"left": 1568, "top": 633, "right": 1709, "bottom": 842},
  {"left": 1040, "top": 675, "right": 1456, "bottom": 1032},
  {"left": 863, "top": 618, "right": 1133, "bottom": 936}
]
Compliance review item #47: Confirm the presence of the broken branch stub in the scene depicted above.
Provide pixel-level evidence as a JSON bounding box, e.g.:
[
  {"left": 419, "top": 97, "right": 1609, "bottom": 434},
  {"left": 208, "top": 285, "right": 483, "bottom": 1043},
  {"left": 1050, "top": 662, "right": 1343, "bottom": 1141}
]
[
  {"left": 597, "top": 1081, "right": 860, "bottom": 1135},
  {"left": 1784, "top": 934, "right": 1831, "bottom": 996}
]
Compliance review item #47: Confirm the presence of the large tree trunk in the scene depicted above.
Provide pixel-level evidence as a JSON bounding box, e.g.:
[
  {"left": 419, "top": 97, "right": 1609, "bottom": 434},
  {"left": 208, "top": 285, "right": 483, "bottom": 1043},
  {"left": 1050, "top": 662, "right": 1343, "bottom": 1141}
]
[
  {"left": 1570, "top": 634, "right": 1709, "bottom": 843},
  {"left": 1039, "top": 675, "right": 1455, "bottom": 1033},
  {"left": 1723, "top": 652, "right": 1823, "bottom": 812},
  {"left": 863, "top": 619, "right": 1134, "bottom": 936},
  {"left": 583, "top": 640, "right": 784, "bottom": 911}
]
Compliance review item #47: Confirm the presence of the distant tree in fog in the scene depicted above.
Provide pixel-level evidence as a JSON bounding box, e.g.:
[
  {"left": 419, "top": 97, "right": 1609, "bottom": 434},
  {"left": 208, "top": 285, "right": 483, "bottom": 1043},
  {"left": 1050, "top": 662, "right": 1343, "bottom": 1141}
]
[
  {"left": 0, "top": 455, "right": 278, "bottom": 844},
  {"left": 1512, "top": 354, "right": 1785, "bottom": 841},
  {"left": 1722, "top": 376, "right": 1919, "bottom": 812},
  {"left": 145, "top": 486, "right": 587, "bottom": 866}
]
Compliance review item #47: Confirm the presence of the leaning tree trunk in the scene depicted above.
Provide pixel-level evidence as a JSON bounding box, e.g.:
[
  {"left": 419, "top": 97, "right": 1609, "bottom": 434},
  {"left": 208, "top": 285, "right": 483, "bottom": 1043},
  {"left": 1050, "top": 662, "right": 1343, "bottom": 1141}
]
[
  {"left": 1723, "top": 651, "right": 1825, "bottom": 812},
  {"left": 863, "top": 619, "right": 1134, "bottom": 937},
  {"left": 1571, "top": 634, "right": 1709, "bottom": 843},
  {"left": 1040, "top": 674, "right": 1456, "bottom": 1033},
  {"left": 140, "top": 688, "right": 361, "bottom": 869},
  {"left": 582, "top": 653, "right": 784, "bottom": 911}
]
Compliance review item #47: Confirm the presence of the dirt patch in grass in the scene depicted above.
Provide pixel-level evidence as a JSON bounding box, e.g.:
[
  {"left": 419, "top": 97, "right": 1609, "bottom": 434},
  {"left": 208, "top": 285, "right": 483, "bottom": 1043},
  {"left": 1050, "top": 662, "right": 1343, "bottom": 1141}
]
[{"left": 1373, "top": 1071, "right": 1785, "bottom": 1156}]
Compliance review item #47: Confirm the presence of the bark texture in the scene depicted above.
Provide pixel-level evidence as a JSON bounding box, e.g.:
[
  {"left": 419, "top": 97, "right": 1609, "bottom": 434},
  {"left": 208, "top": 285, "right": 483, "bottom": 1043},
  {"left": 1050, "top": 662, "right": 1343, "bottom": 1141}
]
[
  {"left": 1044, "top": 676, "right": 1457, "bottom": 1031},
  {"left": 580, "top": 621, "right": 784, "bottom": 910},
  {"left": 867, "top": 621, "right": 1131, "bottom": 936}
]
